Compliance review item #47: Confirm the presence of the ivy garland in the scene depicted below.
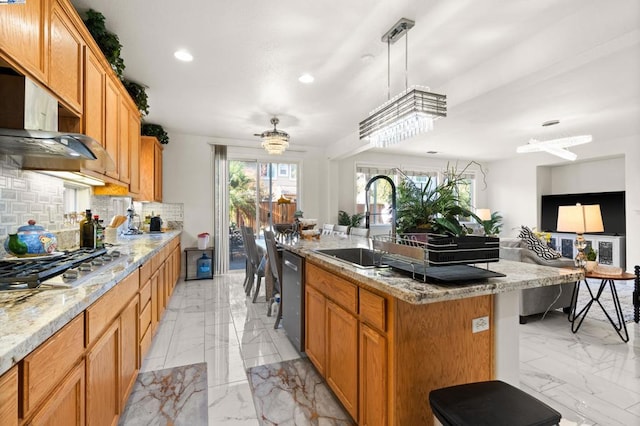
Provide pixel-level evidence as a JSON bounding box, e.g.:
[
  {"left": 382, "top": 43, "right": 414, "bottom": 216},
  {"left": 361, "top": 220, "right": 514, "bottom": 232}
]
[
  {"left": 83, "top": 9, "right": 125, "bottom": 79},
  {"left": 141, "top": 123, "right": 170, "bottom": 145}
]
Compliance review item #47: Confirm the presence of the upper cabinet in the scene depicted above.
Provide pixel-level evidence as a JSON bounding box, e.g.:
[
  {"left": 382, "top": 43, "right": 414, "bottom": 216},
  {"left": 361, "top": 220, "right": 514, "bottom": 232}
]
[
  {"left": 49, "top": 0, "right": 83, "bottom": 113},
  {"left": 137, "top": 136, "right": 163, "bottom": 202},
  {"left": 0, "top": 0, "right": 48, "bottom": 82}
]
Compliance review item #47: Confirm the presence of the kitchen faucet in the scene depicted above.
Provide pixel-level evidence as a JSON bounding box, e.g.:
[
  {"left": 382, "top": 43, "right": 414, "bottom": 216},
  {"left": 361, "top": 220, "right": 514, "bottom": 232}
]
[{"left": 364, "top": 175, "right": 397, "bottom": 240}]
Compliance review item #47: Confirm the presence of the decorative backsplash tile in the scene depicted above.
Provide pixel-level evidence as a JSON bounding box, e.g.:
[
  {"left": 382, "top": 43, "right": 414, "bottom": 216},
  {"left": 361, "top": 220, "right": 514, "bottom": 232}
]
[{"left": 0, "top": 155, "right": 184, "bottom": 257}]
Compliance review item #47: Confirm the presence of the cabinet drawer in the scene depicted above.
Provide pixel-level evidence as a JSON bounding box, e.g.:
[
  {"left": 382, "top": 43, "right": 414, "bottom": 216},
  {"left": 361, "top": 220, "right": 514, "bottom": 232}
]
[
  {"left": 140, "top": 261, "right": 151, "bottom": 286},
  {"left": 0, "top": 365, "right": 18, "bottom": 426},
  {"left": 307, "top": 263, "right": 357, "bottom": 314},
  {"left": 21, "top": 314, "right": 84, "bottom": 417},
  {"left": 139, "top": 278, "right": 151, "bottom": 308},
  {"left": 139, "top": 300, "right": 151, "bottom": 335},
  {"left": 86, "top": 269, "right": 139, "bottom": 345},
  {"left": 360, "top": 288, "right": 386, "bottom": 332}
]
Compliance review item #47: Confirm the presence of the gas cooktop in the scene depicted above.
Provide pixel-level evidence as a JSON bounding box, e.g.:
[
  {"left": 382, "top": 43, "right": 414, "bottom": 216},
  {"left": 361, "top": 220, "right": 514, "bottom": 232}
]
[{"left": 0, "top": 248, "right": 123, "bottom": 291}]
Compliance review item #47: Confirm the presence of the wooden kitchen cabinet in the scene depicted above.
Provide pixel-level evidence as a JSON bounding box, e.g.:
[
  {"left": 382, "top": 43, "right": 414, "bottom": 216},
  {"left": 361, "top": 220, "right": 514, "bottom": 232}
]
[
  {"left": 49, "top": 0, "right": 83, "bottom": 113},
  {"left": 27, "top": 360, "right": 85, "bottom": 426},
  {"left": 119, "top": 296, "right": 138, "bottom": 410},
  {"left": 304, "top": 285, "right": 326, "bottom": 375},
  {"left": 150, "top": 269, "right": 160, "bottom": 336},
  {"left": 0, "top": 365, "right": 18, "bottom": 426},
  {"left": 21, "top": 314, "right": 84, "bottom": 419},
  {"left": 326, "top": 300, "right": 358, "bottom": 419},
  {"left": 128, "top": 109, "right": 141, "bottom": 195},
  {"left": 0, "top": 0, "right": 48, "bottom": 83},
  {"left": 118, "top": 98, "right": 131, "bottom": 185},
  {"left": 104, "top": 75, "right": 120, "bottom": 180},
  {"left": 359, "top": 324, "right": 387, "bottom": 426},
  {"left": 86, "top": 320, "right": 119, "bottom": 426},
  {"left": 137, "top": 136, "right": 163, "bottom": 202},
  {"left": 83, "top": 47, "right": 104, "bottom": 145}
]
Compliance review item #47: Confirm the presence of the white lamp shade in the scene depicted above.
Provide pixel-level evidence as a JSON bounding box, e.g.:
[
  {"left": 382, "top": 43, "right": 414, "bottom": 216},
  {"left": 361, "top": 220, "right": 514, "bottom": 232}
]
[
  {"left": 556, "top": 204, "right": 604, "bottom": 233},
  {"left": 476, "top": 209, "right": 492, "bottom": 221}
]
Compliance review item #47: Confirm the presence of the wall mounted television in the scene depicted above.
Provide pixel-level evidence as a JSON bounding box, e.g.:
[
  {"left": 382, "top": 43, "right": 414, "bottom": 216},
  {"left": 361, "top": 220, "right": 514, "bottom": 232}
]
[{"left": 540, "top": 191, "right": 626, "bottom": 236}]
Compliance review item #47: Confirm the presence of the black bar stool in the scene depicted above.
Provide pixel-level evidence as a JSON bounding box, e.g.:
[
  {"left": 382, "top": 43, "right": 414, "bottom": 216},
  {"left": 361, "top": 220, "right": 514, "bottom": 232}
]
[{"left": 429, "top": 380, "right": 561, "bottom": 426}]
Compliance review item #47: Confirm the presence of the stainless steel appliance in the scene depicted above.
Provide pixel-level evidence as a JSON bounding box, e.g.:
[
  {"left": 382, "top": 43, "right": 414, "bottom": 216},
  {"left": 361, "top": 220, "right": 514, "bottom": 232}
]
[
  {"left": 282, "top": 250, "right": 304, "bottom": 352},
  {"left": 0, "top": 71, "right": 115, "bottom": 177},
  {"left": 0, "top": 248, "right": 125, "bottom": 291}
]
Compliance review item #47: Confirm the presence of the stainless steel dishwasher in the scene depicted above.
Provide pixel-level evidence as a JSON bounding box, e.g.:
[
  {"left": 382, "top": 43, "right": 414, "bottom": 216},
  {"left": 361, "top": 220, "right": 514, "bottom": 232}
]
[{"left": 282, "top": 250, "right": 304, "bottom": 352}]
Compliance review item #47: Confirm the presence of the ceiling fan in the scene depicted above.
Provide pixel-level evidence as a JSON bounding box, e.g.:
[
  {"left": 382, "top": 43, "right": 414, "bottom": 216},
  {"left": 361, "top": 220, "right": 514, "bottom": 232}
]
[
  {"left": 254, "top": 117, "right": 290, "bottom": 155},
  {"left": 516, "top": 135, "right": 592, "bottom": 161}
]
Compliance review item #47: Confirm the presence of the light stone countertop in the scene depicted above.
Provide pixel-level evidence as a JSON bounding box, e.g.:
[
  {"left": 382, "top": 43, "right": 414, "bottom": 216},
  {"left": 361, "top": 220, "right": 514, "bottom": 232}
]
[
  {"left": 0, "top": 231, "right": 181, "bottom": 376},
  {"left": 282, "top": 234, "right": 584, "bottom": 304}
]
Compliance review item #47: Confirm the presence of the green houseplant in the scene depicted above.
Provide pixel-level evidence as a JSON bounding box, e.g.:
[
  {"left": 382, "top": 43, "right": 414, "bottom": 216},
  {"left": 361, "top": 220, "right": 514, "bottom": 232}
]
[
  {"left": 338, "top": 210, "right": 363, "bottom": 228},
  {"left": 396, "top": 164, "right": 479, "bottom": 236},
  {"left": 141, "top": 123, "right": 169, "bottom": 144},
  {"left": 479, "top": 211, "right": 503, "bottom": 236},
  {"left": 123, "top": 80, "right": 149, "bottom": 117},
  {"left": 83, "top": 9, "right": 125, "bottom": 79}
]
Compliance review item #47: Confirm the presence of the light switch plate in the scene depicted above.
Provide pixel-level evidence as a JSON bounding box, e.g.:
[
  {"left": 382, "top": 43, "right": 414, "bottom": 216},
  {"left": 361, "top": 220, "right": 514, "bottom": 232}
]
[{"left": 472, "top": 316, "right": 490, "bottom": 333}]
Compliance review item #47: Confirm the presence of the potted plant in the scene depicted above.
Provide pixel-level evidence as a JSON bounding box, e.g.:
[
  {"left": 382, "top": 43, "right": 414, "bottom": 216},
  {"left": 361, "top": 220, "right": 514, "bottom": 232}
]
[
  {"left": 585, "top": 247, "right": 598, "bottom": 272},
  {"left": 338, "top": 210, "right": 364, "bottom": 231},
  {"left": 396, "top": 165, "right": 478, "bottom": 236}
]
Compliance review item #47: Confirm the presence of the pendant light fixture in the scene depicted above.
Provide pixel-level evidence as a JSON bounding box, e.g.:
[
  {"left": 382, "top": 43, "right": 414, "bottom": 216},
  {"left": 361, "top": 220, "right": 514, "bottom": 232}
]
[
  {"left": 359, "top": 18, "right": 447, "bottom": 148},
  {"left": 257, "top": 117, "right": 290, "bottom": 155}
]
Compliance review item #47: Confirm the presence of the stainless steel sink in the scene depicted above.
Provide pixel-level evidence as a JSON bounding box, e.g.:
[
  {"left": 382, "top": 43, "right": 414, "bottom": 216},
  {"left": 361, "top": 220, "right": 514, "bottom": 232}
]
[{"left": 313, "top": 248, "right": 386, "bottom": 269}]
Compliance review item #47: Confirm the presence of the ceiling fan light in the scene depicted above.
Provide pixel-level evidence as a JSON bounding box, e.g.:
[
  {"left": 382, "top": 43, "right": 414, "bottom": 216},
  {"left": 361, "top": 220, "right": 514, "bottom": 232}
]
[
  {"left": 259, "top": 117, "right": 290, "bottom": 155},
  {"left": 516, "top": 134, "right": 592, "bottom": 160}
]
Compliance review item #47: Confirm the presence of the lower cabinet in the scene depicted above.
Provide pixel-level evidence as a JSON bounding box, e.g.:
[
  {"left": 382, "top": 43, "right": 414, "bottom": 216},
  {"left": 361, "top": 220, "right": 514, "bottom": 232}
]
[
  {"left": 304, "top": 285, "right": 326, "bottom": 375},
  {"left": 9, "top": 236, "right": 181, "bottom": 426},
  {"left": 326, "top": 300, "right": 358, "bottom": 420},
  {"left": 0, "top": 365, "right": 18, "bottom": 426},
  {"left": 28, "top": 361, "right": 85, "bottom": 426},
  {"left": 359, "top": 324, "right": 387, "bottom": 426},
  {"left": 86, "top": 320, "right": 120, "bottom": 426}
]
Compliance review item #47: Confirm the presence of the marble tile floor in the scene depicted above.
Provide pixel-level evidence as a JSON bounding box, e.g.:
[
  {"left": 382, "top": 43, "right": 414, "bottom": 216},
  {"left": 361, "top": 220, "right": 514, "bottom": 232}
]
[{"left": 137, "top": 273, "right": 639, "bottom": 426}]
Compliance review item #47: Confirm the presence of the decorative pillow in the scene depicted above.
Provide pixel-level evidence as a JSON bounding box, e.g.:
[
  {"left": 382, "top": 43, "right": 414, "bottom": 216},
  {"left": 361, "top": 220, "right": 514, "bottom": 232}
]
[{"left": 518, "top": 226, "right": 562, "bottom": 260}]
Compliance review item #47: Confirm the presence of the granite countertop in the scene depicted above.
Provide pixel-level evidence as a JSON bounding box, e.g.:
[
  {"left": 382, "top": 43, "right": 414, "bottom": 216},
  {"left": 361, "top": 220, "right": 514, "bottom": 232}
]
[
  {"left": 0, "top": 230, "right": 181, "bottom": 376},
  {"left": 282, "top": 234, "right": 584, "bottom": 304}
]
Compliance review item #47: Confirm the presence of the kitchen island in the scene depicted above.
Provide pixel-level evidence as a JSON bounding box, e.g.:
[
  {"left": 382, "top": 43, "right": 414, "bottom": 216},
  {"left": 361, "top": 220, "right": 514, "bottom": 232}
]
[
  {"left": 0, "top": 231, "right": 181, "bottom": 426},
  {"left": 280, "top": 234, "right": 583, "bottom": 425}
]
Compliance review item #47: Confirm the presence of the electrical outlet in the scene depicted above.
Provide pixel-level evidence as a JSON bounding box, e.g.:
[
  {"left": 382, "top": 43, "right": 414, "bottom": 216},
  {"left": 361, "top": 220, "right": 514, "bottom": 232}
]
[{"left": 472, "top": 316, "right": 489, "bottom": 333}]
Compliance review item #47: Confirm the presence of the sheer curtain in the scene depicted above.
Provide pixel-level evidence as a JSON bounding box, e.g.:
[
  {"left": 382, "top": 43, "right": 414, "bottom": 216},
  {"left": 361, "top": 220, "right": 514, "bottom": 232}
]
[{"left": 213, "top": 145, "right": 229, "bottom": 274}]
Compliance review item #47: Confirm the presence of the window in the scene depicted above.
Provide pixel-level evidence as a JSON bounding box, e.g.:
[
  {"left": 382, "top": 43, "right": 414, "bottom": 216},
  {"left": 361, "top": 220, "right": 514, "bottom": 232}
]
[{"left": 278, "top": 163, "right": 289, "bottom": 177}]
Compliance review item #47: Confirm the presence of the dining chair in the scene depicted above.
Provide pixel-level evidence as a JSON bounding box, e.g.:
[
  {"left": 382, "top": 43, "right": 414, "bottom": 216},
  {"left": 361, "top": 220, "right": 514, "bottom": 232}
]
[
  {"left": 322, "top": 223, "right": 335, "bottom": 235},
  {"left": 349, "top": 226, "right": 370, "bottom": 238},
  {"left": 333, "top": 224, "right": 349, "bottom": 235},
  {"left": 241, "top": 226, "right": 265, "bottom": 299},
  {"left": 264, "top": 230, "right": 283, "bottom": 329}
]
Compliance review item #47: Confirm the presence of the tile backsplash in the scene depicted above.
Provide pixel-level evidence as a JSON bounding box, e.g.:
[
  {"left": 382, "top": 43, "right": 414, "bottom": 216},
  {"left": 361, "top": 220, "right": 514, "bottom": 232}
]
[{"left": 0, "top": 155, "right": 183, "bottom": 257}]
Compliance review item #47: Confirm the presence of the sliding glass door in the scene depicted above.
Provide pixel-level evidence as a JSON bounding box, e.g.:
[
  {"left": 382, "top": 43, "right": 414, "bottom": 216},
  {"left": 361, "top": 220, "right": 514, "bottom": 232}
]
[{"left": 228, "top": 160, "right": 298, "bottom": 269}]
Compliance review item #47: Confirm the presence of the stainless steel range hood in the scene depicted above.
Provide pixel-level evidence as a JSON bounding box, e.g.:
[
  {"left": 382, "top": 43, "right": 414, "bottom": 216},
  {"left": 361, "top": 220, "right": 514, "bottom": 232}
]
[{"left": 0, "top": 71, "right": 115, "bottom": 183}]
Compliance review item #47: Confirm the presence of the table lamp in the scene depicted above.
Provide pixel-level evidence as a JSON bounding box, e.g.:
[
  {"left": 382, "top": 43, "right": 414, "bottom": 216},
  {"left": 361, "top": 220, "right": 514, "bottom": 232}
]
[
  {"left": 556, "top": 203, "right": 604, "bottom": 268},
  {"left": 476, "top": 208, "right": 492, "bottom": 221}
]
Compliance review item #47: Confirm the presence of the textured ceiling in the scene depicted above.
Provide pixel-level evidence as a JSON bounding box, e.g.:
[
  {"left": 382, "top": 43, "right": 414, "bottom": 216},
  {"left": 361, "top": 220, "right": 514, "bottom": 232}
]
[{"left": 70, "top": 0, "right": 640, "bottom": 162}]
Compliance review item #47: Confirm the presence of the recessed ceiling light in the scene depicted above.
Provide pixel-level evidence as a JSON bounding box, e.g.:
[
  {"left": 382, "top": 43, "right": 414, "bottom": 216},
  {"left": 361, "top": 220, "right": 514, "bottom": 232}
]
[
  {"left": 298, "top": 73, "right": 314, "bottom": 84},
  {"left": 174, "top": 50, "right": 193, "bottom": 62}
]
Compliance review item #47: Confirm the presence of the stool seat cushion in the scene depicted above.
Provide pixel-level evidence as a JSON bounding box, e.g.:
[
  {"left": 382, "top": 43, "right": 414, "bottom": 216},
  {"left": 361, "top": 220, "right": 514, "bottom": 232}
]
[{"left": 429, "top": 380, "right": 561, "bottom": 426}]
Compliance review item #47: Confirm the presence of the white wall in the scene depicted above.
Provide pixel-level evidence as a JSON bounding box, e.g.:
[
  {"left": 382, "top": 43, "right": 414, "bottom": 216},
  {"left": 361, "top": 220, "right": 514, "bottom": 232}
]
[
  {"left": 163, "top": 132, "right": 329, "bottom": 248},
  {"left": 486, "top": 136, "right": 639, "bottom": 267}
]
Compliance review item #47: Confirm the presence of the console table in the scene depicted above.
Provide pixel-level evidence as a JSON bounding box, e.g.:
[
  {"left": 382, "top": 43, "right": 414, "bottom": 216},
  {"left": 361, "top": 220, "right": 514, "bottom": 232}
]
[
  {"left": 569, "top": 271, "right": 634, "bottom": 342},
  {"left": 550, "top": 233, "right": 626, "bottom": 269}
]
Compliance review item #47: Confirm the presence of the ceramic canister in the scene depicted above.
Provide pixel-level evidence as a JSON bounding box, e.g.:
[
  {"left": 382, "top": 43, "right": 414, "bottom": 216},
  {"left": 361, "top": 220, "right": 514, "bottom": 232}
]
[{"left": 4, "top": 220, "right": 58, "bottom": 255}]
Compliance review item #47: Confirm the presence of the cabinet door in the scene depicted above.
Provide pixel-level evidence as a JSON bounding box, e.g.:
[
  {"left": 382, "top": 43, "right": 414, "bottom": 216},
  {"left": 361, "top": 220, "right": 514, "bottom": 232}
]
[
  {"left": 154, "top": 143, "right": 163, "bottom": 202},
  {"left": 104, "top": 77, "right": 119, "bottom": 180},
  {"left": 49, "top": 0, "right": 83, "bottom": 113},
  {"left": 359, "top": 324, "right": 387, "bottom": 426},
  {"left": 326, "top": 300, "right": 358, "bottom": 420},
  {"left": 118, "top": 100, "right": 131, "bottom": 184},
  {"left": 150, "top": 270, "right": 159, "bottom": 335},
  {"left": 0, "top": 365, "right": 18, "bottom": 426},
  {"left": 86, "top": 320, "right": 119, "bottom": 426},
  {"left": 305, "top": 285, "right": 326, "bottom": 375},
  {"left": 120, "top": 296, "right": 138, "bottom": 410},
  {"left": 82, "top": 47, "right": 105, "bottom": 173},
  {"left": 0, "top": 0, "right": 47, "bottom": 81},
  {"left": 128, "top": 109, "right": 141, "bottom": 195},
  {"left": 28, "top": 361, "right": 85, "bottom": 426}
]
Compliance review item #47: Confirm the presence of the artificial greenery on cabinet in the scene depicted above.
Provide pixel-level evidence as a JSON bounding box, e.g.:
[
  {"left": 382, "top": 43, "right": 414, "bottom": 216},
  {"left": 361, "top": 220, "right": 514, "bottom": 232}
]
[
  {"left": 142, "top": 123, "right": 169, "bottom": 144},
  {"left": 82, "top": 9, "right": 125, "bottom": 79},
  {"left": 123, "top": 80, "right": 149, "bottom": 116}
]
